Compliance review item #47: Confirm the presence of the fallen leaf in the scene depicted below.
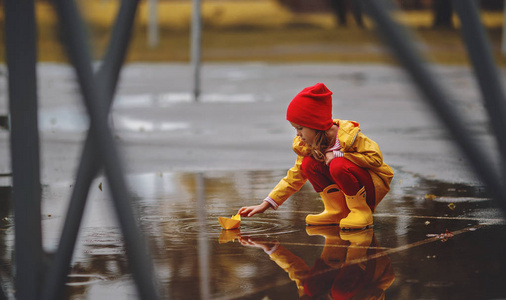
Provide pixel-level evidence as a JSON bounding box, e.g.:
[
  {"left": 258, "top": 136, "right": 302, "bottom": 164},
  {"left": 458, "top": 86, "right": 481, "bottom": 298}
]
[
  {"left": 448, "top": 203, "right": 456, "bottom": 210},
  {"left": 425, "top": 194, "right": 436, "bottom": 200}
]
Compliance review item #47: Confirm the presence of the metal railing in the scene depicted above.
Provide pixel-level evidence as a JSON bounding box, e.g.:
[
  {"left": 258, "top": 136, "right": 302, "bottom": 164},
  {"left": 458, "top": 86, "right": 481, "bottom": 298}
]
[
  {"left": 2, "top": 0, "right": 505, "bottom": 299},
  {"left": 5, "top": 1, "right": 42, "bottom": 299},
  {"left": 4, "top": 0, "right": 159, "bottom": 299},
  {"left": 360, "top": 0, "right": 506, "bottom": 212}
]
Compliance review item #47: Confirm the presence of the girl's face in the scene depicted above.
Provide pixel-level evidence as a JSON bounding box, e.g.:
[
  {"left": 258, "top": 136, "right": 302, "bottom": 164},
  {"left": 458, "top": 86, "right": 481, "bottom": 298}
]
[{"left": 290, "top": 122, "right": 316, "bottom": 146}]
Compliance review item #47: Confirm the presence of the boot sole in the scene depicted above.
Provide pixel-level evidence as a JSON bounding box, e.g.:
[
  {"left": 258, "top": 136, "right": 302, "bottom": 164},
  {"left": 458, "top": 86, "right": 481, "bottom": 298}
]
[
  {"left": 340, "top": 224, "right": 373, "bottom": 231},
  {"left": 306, "top": 223, "right": 339, "bottom": 226}
]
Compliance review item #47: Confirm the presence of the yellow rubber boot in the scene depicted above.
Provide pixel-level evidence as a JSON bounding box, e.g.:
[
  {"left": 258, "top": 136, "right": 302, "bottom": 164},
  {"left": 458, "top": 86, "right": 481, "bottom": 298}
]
[
  {"left": 306, "top": 226, "right": 348, "bottom": 268},
  {"left": 339, "top": 187, "right": 373, "bottom": 230},
  {"left": 306, "top": 184, "right": 350, "bottom": 226},
  {"left": 340, "top": 228, "right": 374, "bottom": 265}
]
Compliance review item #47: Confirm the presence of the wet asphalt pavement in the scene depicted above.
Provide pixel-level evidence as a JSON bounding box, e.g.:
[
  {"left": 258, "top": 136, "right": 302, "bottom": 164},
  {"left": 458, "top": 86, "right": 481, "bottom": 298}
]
[{"left": 0, "top": 63, "right": 505, "bottom": 299}]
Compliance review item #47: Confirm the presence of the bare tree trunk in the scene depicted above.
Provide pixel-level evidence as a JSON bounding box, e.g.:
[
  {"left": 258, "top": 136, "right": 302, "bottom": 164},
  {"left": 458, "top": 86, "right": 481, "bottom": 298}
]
[
  {"left": 329, "top": 0, "right": 364, "bottom": 27},
  {"left": 330, "top": 0, "right": 347, "bottom": 27},
  {"left": 433, "top": 0, "right": 453, "bottom": 28}
]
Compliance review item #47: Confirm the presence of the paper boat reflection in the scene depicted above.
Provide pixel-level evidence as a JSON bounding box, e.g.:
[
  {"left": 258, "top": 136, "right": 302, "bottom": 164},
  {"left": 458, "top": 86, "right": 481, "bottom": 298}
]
[{"left": 219, "top": 229, "right": 241, "bottom": 244}]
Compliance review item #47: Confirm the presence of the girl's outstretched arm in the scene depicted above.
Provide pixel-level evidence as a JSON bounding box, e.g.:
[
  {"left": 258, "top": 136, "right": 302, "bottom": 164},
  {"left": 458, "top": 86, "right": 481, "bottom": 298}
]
[{"left": 238, "top": 201, "right": 271, "bottom": 217}]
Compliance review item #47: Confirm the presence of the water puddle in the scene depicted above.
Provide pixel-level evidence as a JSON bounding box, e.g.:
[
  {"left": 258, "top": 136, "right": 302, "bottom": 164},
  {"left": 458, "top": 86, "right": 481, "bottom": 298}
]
[
  {"left": 38, "top": 106, "right": 190, "bottom": 133},
  {"left": 0, "top": 169, "right": 505, "bottom": 299},
  {"left": 66, "top": 274, "right": 107, "bottom": 287},
  {"left": 115, "top": 92, "right": 269, "bottom": 107},
  {"left": 38, "top": 92, "right": 269, "bottom": 133}
]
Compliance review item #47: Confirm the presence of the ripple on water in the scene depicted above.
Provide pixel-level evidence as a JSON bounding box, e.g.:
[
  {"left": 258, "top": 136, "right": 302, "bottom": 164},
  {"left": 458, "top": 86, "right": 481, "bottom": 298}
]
[
  {"left": 139, "top": 215, "right": 301, "bottom": 250},
  {"left": 81, "top": 229, "right": 125, "bottom": 256},
  {"left": 66, "top": 274, "right": 107, "bottom": 286},
  {"left": 431, "top": 196, "right": 492, "bottom": 203}
]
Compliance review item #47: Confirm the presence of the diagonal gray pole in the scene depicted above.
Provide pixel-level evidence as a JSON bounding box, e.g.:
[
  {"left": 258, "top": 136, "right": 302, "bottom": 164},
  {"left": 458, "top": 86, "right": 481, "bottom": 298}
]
[
  {"left": 502, "top": 0, "right": 506, "bottom": 54},
  {"left": 51, "top": 0, "right": 159, "bottom": 299},
  {"left": 191, "top": 0, "right": 202, "bottom": 102},
  {"left": 4, "top": 0, "right": 44, "bottom": 299},
  {"left": 41, "top": 2, "right": 142, "bottom": 299},
  {"left": 452, "top": 0, "right": 506, "bottom": 175},
  {"left": 360, "top": 0, "right": 506, "bottom": 211}
]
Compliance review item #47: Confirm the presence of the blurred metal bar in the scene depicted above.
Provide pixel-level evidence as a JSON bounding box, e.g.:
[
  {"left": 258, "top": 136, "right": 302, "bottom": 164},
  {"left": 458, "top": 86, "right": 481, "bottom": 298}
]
[
  {"left": 4, "top": 0, "right": 43, "bottom": 299},
  {"left": 360, "top": 0, "right": 506, "bottom": 211},
  {"left": 502, "top": 0, "right": 506, "bottom": 54},
  {"left": 41, "top": 3, "right": 141, "bottom": 298},
  {"left": 453, "top": 0, "right": 506, "bottom": 172},
  {"left": 0, "top": 115, "right": 9, "bottom": 131},
  {"left": 97, "top": 0, "right": 139, "bottom": 98},
  {"left": 191, "top": 0, "right": 202, "bottom": 101},
  {"left": 148, "top": 0, "right": 159, "bottom": 48},
  {"left": 50, "top": 0, "right": 159, "bottom": 299},
  {"left": 41, "top": 137, "right": 100, "bottom": 300},
  {"left": 195, "top": 173, "right": 210, "bottom": 300}
]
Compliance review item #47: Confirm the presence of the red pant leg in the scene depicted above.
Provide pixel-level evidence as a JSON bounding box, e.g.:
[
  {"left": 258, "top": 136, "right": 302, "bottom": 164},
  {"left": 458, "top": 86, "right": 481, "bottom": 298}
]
[
  {"left": 301, "top": 156, "right": 334, "bottom": 193},
  {"left": 329, "top": 157, "right": 375, "bottom": 210},
  {"left": 301, "top": 156, "right": 375, "bottom": 209}
]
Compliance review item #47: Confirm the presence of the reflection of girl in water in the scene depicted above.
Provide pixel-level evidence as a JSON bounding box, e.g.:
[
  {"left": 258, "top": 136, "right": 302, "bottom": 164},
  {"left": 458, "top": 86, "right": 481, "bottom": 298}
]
[
  {"left": 239, "top": 228, "right": 395, "bottom": 299},
  {"left": 238, "top": 83, "right": 393, "bottom": 229}
]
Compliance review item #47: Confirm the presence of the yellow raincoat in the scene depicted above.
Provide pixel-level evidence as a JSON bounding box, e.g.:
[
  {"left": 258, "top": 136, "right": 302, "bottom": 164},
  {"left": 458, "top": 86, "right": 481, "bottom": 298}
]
[{"left": 268, "top": 119, "right": 393, "bottom": 210}]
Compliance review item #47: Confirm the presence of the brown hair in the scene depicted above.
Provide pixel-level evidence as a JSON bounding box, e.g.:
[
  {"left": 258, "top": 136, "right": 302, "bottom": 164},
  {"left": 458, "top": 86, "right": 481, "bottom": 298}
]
[{"left": 310, "top": 130, "right": 335, "bottom": 162}]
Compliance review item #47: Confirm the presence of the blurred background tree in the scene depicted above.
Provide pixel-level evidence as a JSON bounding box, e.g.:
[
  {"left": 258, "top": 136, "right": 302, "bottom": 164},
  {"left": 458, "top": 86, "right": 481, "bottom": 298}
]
[
  {"left": 276, "top": 0, "right": 504, "bottom": 28},
  {"left": 2, "top": 0, "right": 505, "bottom": 64},
  {"left": 432, "top": 0, "right": 453, "bottom": 28}
]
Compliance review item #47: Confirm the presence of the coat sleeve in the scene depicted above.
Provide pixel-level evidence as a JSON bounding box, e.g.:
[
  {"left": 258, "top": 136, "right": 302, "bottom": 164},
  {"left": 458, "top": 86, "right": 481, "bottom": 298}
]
[
  {"left": 343, "top": 132, "right": 384, "bottom": 169},
  {"left": 267, "top": 154, "right": 308, "bottom": 207}
]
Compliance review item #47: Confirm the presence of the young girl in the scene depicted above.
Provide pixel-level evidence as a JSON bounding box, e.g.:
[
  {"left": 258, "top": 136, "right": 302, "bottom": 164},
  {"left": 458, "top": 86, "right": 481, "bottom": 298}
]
[{"left": 238, "top": 83, "right": 393, "bottom": 229}]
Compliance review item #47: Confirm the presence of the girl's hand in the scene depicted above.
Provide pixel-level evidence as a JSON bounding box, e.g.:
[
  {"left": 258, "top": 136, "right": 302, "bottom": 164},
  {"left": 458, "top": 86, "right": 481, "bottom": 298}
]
[
  {"left": 238, "top": 201, "right": 270, "bottom": 217},
  {"left": 325, "top": 151, "right": 334, "bottom": 165}
]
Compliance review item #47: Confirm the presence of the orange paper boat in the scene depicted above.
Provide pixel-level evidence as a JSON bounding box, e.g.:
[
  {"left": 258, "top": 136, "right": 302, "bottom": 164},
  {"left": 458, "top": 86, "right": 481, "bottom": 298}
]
[{"left": 218, "top": 214, "right": 241, "bottom": 230}]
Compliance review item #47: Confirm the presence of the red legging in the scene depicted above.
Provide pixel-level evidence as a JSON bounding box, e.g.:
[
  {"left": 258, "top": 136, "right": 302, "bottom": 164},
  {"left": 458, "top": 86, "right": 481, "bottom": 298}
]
[{"left": 301, "top": 156, "right": 376, "bottom": 210}]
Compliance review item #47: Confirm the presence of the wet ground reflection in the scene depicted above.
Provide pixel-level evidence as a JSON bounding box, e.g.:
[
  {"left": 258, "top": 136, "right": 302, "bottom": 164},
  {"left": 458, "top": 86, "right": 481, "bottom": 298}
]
[
  {"left": 237, "top": 227, "right": 394, "bottom": 299},
  {"left": 0, "top": 169, "right": 506, "bottom": 299}
]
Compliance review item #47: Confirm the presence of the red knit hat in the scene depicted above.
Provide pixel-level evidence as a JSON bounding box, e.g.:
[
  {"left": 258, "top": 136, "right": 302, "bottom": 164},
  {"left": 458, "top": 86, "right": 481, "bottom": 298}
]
[{"left": 286, "top": 83, "right": 333, "bottom": 131}]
